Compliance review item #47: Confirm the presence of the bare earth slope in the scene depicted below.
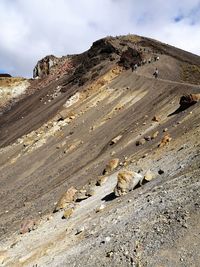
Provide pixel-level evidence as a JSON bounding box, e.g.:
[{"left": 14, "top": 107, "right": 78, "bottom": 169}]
[{"left": 0, "top": 35, "right": 200, "bottom": 266}]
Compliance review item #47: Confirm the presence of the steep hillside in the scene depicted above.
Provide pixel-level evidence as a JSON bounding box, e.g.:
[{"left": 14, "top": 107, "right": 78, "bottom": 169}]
[{"left": 0, "top": 35, "right": 200, "bottom": 267}]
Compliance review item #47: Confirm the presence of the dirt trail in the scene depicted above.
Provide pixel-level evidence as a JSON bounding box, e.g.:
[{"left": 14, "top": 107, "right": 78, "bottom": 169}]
[{"left": 0, "top": 35, "right": 200, "bottom": 266}]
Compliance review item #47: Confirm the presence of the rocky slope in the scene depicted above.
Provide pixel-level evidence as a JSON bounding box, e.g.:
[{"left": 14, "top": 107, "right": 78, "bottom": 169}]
[{"left": 0, "top": 35, "right": 200, "bottom": 267}]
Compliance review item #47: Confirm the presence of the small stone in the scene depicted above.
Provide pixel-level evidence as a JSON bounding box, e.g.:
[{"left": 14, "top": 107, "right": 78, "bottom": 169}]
[
  {"left": 163, "top": 128, "right": 168, "bottom": 132},
  {"left": 142, "top": 153, "right": 148, "bottom": 158},
  {"left": 75, "top": 226, "right": 85, "bottom": 235},
  {"left": 151, "top": 131, "right": 159, "bottom": 139},
  {"left": 20, "top": 219, "right": 37, "bottom": 234},
  {"left": 110, "top": 135, "right": 122, "bottom": 145},
  {"left": 86, "top": 187, "right": 95, "bottom": 197},
  {"left": 144, "top": 170, "right": 155, "bottom": 181},
  {"left": 96, "top": 176, "right": 108, "bottom": 186},
  {"left": 102, "top": 236, "right": 111, "bottom": 243},
  {"left": 158, "top": 133, "right": 172, "bottom": 147},
  {"left": 158, "top": 169, "right": 164, "bottom": 175},
  {"left": 96, "top": 204, "right": 106, "bottom": 213},
  {"left": 62, "top": 208, "right": 74, "bottom": 219},
  {"left": 136, "top": 139, "right": 146, "bottom": 146},
  {"left": 123, "top": 161, "right": 128, "bottom": 166},
  {"left": 103, "top": 158, "right": 119, "bottom": 174},
  {"left": 75, "top": 190, "right": 88, "bottom": 202},
  {"left": 106, "top": 251, "right": 114, "bottom": 257},
  {"left": 152, "top": 116, "right": 160, "bottom": 122}
]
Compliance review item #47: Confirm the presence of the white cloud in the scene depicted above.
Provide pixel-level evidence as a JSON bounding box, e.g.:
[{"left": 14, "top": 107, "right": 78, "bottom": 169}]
[{"left": 0, "top": 0, "right": 200, "bottom": 77}]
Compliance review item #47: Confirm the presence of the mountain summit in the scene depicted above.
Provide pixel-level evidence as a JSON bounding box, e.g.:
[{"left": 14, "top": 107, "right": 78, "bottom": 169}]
[{"left": 0, "top": 35, "right": 200, "bottom": 266}]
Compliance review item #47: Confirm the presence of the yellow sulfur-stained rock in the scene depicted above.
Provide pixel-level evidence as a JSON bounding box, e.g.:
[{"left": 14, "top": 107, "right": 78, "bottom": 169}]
[
  {"left": 62, "top": 208, "right": 74, "bottom": 219},
  {"left": 54, "top": 186, "right": 77, "bottom": 212},
  {"left": 103, "top": 158, "right": 119, "bottom": 174}
]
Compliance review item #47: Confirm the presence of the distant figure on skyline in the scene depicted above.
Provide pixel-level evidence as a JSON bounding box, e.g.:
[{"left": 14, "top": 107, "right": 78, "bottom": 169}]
[{"left": 153, "top": 68, "right": 159, "bottom": 78}]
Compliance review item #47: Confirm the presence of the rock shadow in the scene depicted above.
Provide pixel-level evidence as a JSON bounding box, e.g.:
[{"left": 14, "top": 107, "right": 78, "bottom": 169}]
[
  {"left": 168, "top": 105, "right": 190, "bottom": 117},
  {"left": 101, "top": 192, "right": 117, "bottom": 202}
]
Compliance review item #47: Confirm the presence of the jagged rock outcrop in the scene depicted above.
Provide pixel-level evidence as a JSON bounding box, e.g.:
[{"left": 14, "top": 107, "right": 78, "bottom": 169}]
[
  {"left": 119, "top": 47, "right": 143, "bottom": 69},
  {"left": 33, "top": 55, "right": 59, "bottom": 78}
]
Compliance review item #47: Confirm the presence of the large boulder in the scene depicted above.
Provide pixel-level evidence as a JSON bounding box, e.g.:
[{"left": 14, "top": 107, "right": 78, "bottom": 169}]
[
  {"left": 179, "top": 94, "right": 200, "bottom": 108},
  {"left": 54, "top": 186, "right": 77, "bottom": 212},
  {"left": 114, "top": 170, "right": 144, "bottom": 197}
]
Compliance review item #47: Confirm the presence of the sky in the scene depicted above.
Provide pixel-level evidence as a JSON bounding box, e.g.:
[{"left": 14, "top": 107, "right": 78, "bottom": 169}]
[{"left": 0, "top": 0, "right": 200, "bottom": 77}]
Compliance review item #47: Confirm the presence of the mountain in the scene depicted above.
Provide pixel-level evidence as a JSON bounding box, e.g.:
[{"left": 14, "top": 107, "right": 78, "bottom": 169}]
[{"left": 0, "top": 34, "right": 200, "bottom": 267}]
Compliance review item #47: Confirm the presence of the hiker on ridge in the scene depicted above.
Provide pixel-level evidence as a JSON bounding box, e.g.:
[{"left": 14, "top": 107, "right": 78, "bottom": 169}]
[{"left": 153, "top": 68, "right": 159, "bottom": 78}]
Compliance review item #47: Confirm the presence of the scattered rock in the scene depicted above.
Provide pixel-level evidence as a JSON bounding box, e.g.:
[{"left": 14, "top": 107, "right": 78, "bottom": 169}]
[
  {"left": 96, "top": 176, "right": 108, "bottom": 186},
  {"left": 152, "top": 116, "right": 160, "bottom": 122},
  {"left": 96, "top": 204, "right": 106, "bottom": 213},
  {"left": 69, "top": 115, "right": 76, "bottom": 120},
  {"left": 75, "top": 226, "right": 85, "bottom": 235},
  {"left": 111, "top": 151, "right": 116, "bottom": 156},
  {"left": 163, "top": 128, "right": 168, "bottom": 132},
  {"left": 106, "top": 251, "right": 114, "bottom": 257},
  {"left": 103, "top": 158, "right": 119, "bottom": 174},
  {"left": 110, "top": 135, "right": 122, "bottom": 145},
  {"left": 144, "top": 136, "right": 151, "bottom": 141},
  {"left": 85, "top": 187, "right": 95, "bottom": 197},
  {"left": 158, "top": 169, "right": 164, "bottom": 175},
  {"left": 54, "top": 186, "right": 77, "bottom": 212},
  {"left": 136, "top": 138, "right": 146, "bottom": 146},
  {"left": 74, "top": 190, "right": 89, "bottom": 202},
  {"left": 0, "top": 250, "right": 8, "bottom": 265},
  {"left": 101, "top": 236, "right": 111, "bottom": 244},
  {"left": 158, "top": 133, "right": 172, "bottom": 147},
  {"left": 62, "top": 208, "right": 74, "bottom": 219},
  {"left": 151, "top": 131, "right": 159, "bottom": 139},
  {"left": 144, "top": 170, "right": 155, "bottom": 181},
  {"left": 114, "top": 170, "right": 144, "bottom": 197},
  {"left": 20, "top": 219, "right": 37, "bottom": 234}
]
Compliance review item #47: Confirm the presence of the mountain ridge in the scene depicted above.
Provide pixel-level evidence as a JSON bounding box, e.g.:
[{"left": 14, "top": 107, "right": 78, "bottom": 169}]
[{"left": 0, "top": 34, "right": 200, "bottom": 266}]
